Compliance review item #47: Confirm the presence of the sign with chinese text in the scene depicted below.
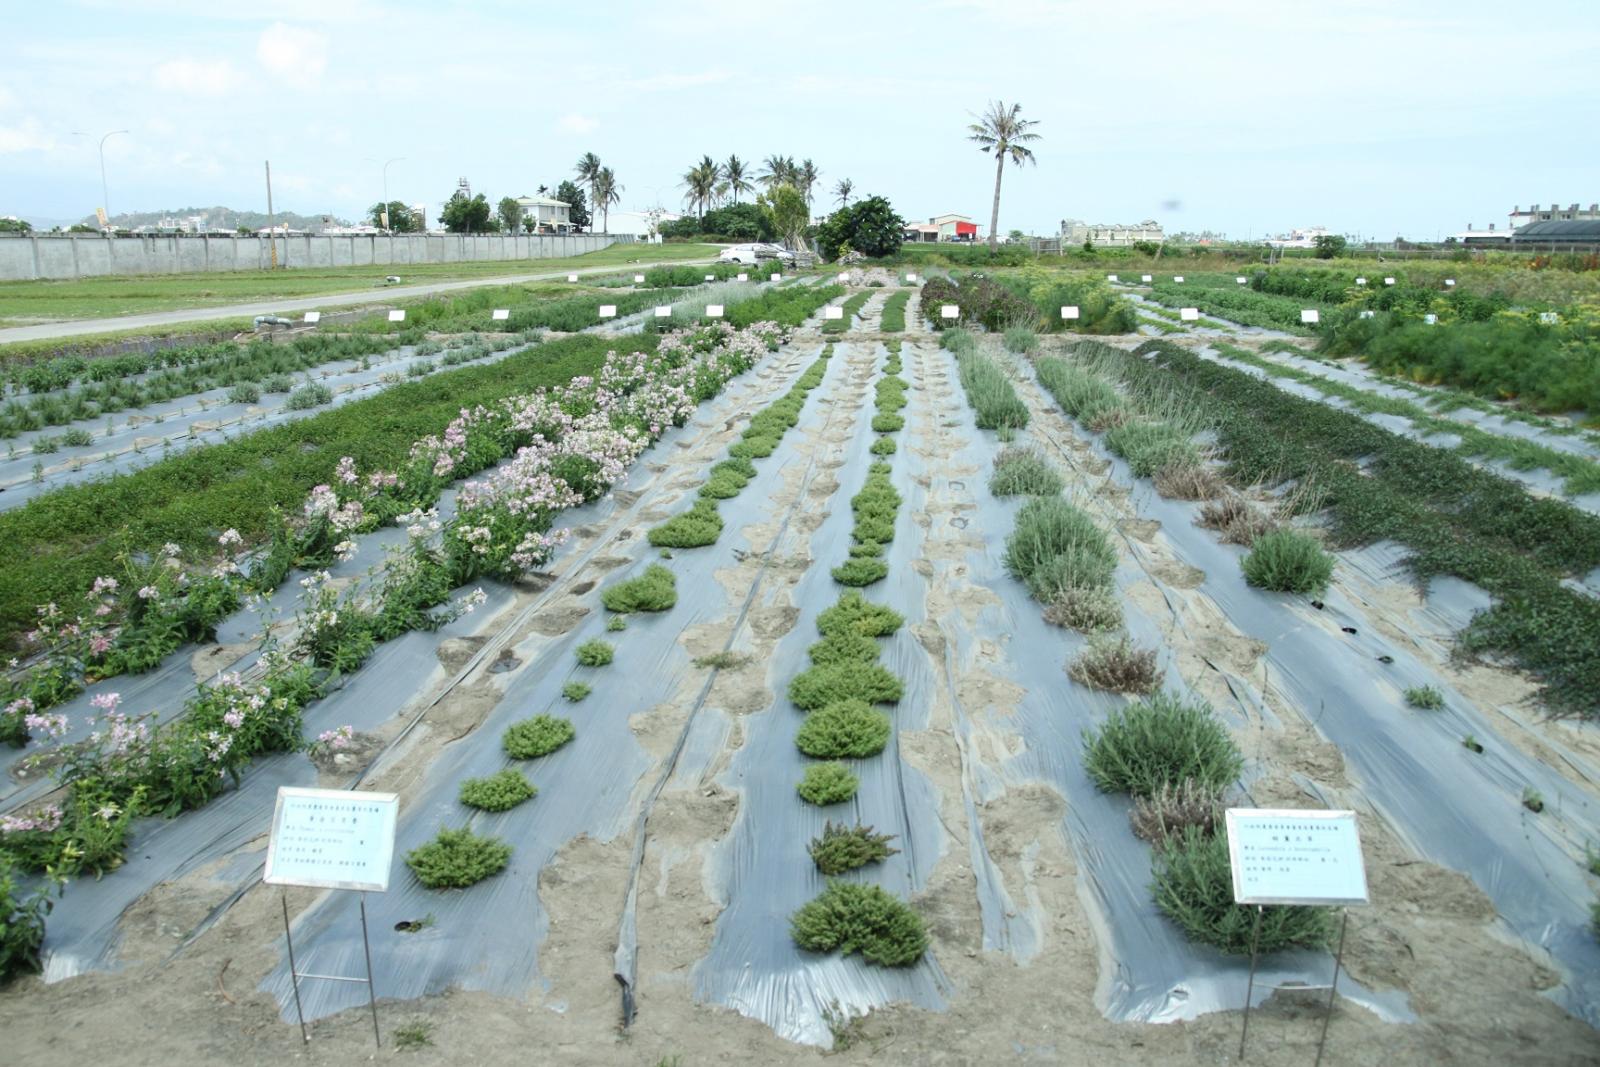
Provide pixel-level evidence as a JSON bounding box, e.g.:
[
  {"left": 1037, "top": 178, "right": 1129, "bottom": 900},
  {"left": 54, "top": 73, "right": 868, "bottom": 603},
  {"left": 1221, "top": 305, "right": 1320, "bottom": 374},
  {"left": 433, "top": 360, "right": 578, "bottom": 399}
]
[
  {"left": 266, "top": 787, "right": 398, "bottom": 892},
  {"left": 1226, "top": 808, "right": 1367, "bottom": 906}
]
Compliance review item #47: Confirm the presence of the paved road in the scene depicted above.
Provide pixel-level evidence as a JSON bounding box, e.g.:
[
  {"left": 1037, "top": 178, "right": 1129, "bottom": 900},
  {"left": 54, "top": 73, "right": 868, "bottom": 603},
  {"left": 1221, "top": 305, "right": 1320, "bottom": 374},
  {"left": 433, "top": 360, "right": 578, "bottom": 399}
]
[{"left": 0, "top": 256, "right": 715, "bottom": 345}]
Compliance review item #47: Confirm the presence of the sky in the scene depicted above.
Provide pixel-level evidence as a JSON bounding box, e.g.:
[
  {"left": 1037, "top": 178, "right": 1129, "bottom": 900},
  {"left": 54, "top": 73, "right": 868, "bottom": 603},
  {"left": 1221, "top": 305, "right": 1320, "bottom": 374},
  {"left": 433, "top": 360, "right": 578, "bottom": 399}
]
[{"left": 2, "top": 0, "right": 1596, "bottom": 240}]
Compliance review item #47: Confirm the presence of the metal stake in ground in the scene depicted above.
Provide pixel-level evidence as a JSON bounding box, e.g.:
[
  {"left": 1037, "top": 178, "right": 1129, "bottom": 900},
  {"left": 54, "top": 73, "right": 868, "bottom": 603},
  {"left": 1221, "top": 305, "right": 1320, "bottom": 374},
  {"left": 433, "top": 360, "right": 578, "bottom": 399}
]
[
  {"left": 1238, "top": 905, "right": 1264, "bottom": 1061},
  {"left": 1314, "top": 909, "right": 1351, "bottom": 1067}
]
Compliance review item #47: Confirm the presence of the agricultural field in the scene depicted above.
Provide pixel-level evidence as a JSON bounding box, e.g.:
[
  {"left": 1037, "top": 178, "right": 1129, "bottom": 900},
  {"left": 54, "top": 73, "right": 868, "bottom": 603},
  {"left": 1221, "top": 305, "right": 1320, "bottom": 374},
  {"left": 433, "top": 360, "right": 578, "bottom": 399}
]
[{"left": 1, "top": 257, "right": 1599, "bottom": 1067}]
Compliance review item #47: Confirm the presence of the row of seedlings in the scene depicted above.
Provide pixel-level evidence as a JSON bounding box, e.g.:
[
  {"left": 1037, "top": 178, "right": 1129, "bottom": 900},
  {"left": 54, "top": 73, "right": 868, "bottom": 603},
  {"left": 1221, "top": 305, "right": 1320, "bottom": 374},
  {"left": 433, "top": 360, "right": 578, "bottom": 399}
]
[
  {"left": 404, "top": 564, "right": 679, "bottom": 889},
  {"left": 789, "top": 340, "right": 927, "bottom": 970},
  {"left": 647, "top": 344, "right": 835, "bottom": 550},
  {"left": 821, "top": 292, "right": 874, "bottom": 336}
]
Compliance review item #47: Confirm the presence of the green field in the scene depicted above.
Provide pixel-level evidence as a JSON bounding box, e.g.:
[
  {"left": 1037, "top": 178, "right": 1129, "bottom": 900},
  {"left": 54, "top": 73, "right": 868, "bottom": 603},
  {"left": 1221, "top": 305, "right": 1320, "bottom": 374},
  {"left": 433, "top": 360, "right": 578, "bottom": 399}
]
[{"left": 0, "top": 242, "right": 720, "bottom": 325}]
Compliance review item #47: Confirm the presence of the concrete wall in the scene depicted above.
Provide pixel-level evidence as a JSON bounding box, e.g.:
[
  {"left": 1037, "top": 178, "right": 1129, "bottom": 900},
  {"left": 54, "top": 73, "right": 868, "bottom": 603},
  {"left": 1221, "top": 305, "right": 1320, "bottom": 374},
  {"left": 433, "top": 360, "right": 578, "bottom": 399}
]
[{"left": 0, "top": 232, "right": 633, "bottom": 281}]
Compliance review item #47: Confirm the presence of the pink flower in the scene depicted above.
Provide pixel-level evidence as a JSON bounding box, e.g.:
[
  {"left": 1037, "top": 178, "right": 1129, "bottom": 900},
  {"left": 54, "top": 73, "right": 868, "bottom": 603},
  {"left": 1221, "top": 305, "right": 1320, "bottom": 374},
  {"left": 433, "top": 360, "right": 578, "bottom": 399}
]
[
  {"left": 89, "top": 633, "right": 113, "bottom": 655},
  {"left": 24, "top": 712, "right": 68, "bottom": 739},
  {"left": 0, "top": 804, "right": 62, "bottom": 835},
  {"left": 218, "top": 528, "right": 243, "bottom": 548},
  {"left": 138, "top": 585, "right": 159, "bottom": 600},
  {"left": 91, "top": 576, "right": 119, "bottom": 594},
  {"left": 89, "top": 692, "right": 122, "bottom": 713}
]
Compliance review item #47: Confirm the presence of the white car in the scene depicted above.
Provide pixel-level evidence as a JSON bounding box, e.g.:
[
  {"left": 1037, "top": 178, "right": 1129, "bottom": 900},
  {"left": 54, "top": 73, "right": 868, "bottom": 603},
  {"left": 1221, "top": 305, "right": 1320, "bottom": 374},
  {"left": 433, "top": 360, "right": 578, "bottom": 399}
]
[{"left": 719, "top": 243, "right": 797, "bottom": 266}]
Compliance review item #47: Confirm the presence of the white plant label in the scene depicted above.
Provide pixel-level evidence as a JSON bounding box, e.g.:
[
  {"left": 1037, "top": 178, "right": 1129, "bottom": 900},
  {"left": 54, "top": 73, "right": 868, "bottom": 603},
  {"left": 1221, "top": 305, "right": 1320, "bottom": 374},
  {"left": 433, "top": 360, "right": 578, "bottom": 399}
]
[
  {"left": 1300, "top": 309, "right": 1320, "bottom": 324},
  {"left": 1384, "top": 277, "right": 1395, "bottom": 285},
  {"left": 303, "top": 311, "right": 321, "bottom": 324},
  {"left": 837, "top": 272, "right": 849, "bottom": 282},
  {"left": 264, "top": 787, "right": 399, "bottom": 893},
  {"left": 1423, "top": 313, "right": 1438, "bottom": 325},
  {"left": 906, "top": 273, "right": 918, "bottom": 282},
  {"left": 1173, "top": 275, "right": 1185, "bottom": 283},
  {"left": 491, "top": 309, "right": 510, "bottom": 321},
  {"left": 598, "top": 305, "right": 617, "bottom": 318},
  {"left": 823, "top": 306, "right": 844, "bottom": 320},
  {"left": 1141, "top": 274, "right": 1153, "bottom": 283},
  {"left": 633, "top": 274, "right": 646, "bottom": 283},
  {"left": 1226, "top": 808, "right": 1368, "bottom": 906},
  {"left": 940, "top": 304, "right": 960, "bottom": 320},
  {"left": 387, "top": 310, "right": 406, "bottom": 322},
  {"left": 737, "top": 273, "right": 748, "bottom": 282},
  {"left": 770, "top": 273, "right": 782, "bottom": 282},
  {"left": 1061, "top": 306, "right": 1080, "bottom": 320},
  {"left": 706, "top": 304, "right": 724, "bottom": 318},
  {"left": 705, "top": 274, "right": 715, "bottom": 282},
  {"left": 1356, "top": 277, "right": 1367, "bottom": 285},
  {"left": 1445, "top": 279, "right": 1456, "bottom": 286},
  {"left": 1107, "top": 274, "right": 1119, "bottom": 282},
  {"left": 567, "top": 274, "right": 579, "bottom": 282},
  {"left": 1359, "top": 310, "right": 1376, "bottom": 319},
  {"left": 1180, "top": 307, "right": 1199, "bottom": 321},
  {"left": 1539, "top": 311, "right": 1560, "bottom": 324},
  {"left": 654, "top": 306, "right": 672, "bottom": 318},
  {"left": 1235, "top": 276, "right": 1247, "bottom": 284}
]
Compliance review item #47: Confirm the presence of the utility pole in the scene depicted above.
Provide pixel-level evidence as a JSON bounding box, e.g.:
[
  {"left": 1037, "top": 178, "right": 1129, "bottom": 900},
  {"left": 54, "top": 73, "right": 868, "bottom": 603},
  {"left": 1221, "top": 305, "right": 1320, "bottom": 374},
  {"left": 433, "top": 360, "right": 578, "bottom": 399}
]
[{"left": 265, "top": 160, "right": 277, "bottom": 270}]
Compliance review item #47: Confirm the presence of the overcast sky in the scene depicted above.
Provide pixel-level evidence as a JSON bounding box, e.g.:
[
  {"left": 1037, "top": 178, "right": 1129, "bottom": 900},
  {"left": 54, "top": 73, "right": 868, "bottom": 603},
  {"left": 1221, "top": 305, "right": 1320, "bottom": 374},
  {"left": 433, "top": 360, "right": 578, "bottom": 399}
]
[{"left": 3, "top": 0, "right": 1595, "bottom": 239}]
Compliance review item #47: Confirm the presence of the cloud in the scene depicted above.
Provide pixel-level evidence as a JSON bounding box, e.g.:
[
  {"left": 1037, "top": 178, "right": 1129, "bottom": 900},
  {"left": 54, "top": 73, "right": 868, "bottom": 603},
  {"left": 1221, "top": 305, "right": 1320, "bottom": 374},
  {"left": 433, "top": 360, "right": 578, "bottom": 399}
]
[
  {"left": 620, "top": 70, "right": 731, "bottom": 93},
  {"left": 153, "top": 58, "right": 243, "bottom": 94},
  {"left": 0, "top": 85, "right": 15, "bottom": 111},
  {"left": 557, "top": 113, "right": 599, "bottom": 134},
  {"left": 257, "top": 23, "right": 329, "bottom": 83},
  {"left": 0, "top": 119, "right": 55, "bottom": 154}
]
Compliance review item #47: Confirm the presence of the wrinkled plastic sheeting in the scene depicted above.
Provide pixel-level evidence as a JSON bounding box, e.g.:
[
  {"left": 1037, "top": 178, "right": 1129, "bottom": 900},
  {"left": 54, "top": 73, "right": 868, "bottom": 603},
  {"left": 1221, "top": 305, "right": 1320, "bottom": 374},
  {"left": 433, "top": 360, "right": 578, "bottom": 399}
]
[
  {"left": 1021, "top": 349, "right": 1600, "bottom": 1027},
  {"left": 692, "top": 340, "right": 959, "bottom": 1045},
  {"left": 254, "top": 339, "right": 844, "bottom": 1021}
]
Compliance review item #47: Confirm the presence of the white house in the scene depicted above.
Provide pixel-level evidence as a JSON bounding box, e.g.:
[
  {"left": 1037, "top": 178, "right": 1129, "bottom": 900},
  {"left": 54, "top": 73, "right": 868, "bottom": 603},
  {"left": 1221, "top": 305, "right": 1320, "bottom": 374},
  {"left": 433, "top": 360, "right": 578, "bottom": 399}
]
[{"left": 513, "top": 195, "right": 573, "bottom": 233}]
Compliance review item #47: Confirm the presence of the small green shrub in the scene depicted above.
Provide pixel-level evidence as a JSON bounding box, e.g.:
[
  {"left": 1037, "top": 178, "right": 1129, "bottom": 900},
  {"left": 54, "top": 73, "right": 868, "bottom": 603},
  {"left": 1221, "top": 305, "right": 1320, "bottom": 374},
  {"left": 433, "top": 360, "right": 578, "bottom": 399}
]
[
  {"left": 1083, "top": 691, "right": 1243, "bottom": 797},
  {"left": 601, "top": 564, "right": 678, "bottom": 613},
  {"left": 575, "top": 639, "right": 614, "bottom": 667},
  {"left": 832, "top": 557, "right": 890, "bottom": 587},
  {"left": 1241, "top": 528, "right": 1334, "bottom": 595},
  {"left": 394, "top": 1021, "right": 435, "bottom": 1049},
  {"left": 808, "top": 631, "right": 882, "bottom": 667},
  {"left": 1104, "top": 419, "right": 1198, "bottom": 478},
  {"left": 502, "top": 714, "right": 576, "bottom": 758},
  {"left": 1404, "top": 685, "right": 1445, "bottom": 710},
  {"left": 789, "top": 661, "right": 904, "bottom": 710},
  {"left": 808, "top": 821, "right": 899, "bottom": 875},
  {"left": 0, "top": 856, "right": 51, "bottom": 982},
  {"left": 1151, "top": 827, "right": 1333, "bottom": 954},
  {"left": 61, "top": 428, "right": 95, "bottom": 447},
  {"left": 1069, "top": 634, "right": 1164, "bottom": 694},
  {"left": 870, "top": 436, "right": 897, "bottom": 456},
  {"left": 796, "top": 699, "right": 892, "bottom": 758},
  {"left": 648, "top": 500, "right": 723, "bottom": 548},
  {"left": 871, "top": 413, "right": 905, "bottom": 434},
  {"left": 817, "top": 592, "right": 904, "bottom": 639},
  {"left": 606, "top": 616, "right": 627, "bottom": 632},
  {"left": 1004, "top": 497, "right": 1117, "bottom": 599},
  {"left": 261, "top": 373, "right": 293, "bottom": 393},
  {"left": 285, "top": 381, "right": 334, "bottom": 410},
  {"left": 227, "top": 382, "right": 262, "bottom": 405},
  {"left": 561, "top": 681, "right": 592, "bottom": 702},
  {"left": 1042, "top": 585, "right": 1123, "bottom": 633},
  {"left": 1003, "top": 327, "right": 1038, "bottom": 354},
  {"left": 405, "top": 827, "right": 513, "bottom": 889},
  {"left": 790, "top": 881, "right": 927, "bottom": 966},
  {"left": 797, "top": 762, "right": 859, "bottom": 805},
  {"left": 956, "top": 351, "right": 1030, "bottom": 429},
  {"left": 458, "top": 768, "right": 538, "bottom": 812},
  {"left": 990, "top": 448, "right": 1063, "bottom": 497}
]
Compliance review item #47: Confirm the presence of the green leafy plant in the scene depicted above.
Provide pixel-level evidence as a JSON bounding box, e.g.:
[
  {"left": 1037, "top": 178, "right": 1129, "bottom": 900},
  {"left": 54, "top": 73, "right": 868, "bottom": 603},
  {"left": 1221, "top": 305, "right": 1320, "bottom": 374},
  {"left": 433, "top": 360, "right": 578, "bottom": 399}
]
[
  {"left": 1241, "top": 528, "right": 1335, "bottom": 595},
  {"left": 561, "top": 681, "right": 592, "bottom": 702},
  {"left": 990, "top": 447, "right": 1063, "bottom": 497},
  {"left": 817, "top": 592, "right": 904, "bottom": 639},
  {"left": 1003, "top": 327, "right": 1038, "bottom": 354},
  {"left": 808, "top": 821, "right": 900, "bottom": 875},
  {"left": 502, "top": 714, "right": 575, "bottom": 758},
  {"left": 955, "top": 351, "right": 1029, "bottom": 430},
  {"left": 1004, "top": 497, "right": 1117, "bottom": 601},
  {"left": 394, "top": 1020, "right": 435, "bottom": 1050},
  {"left": 869, "top": 436, "right": 897, "bottom": 456},
  {"left": 575, "top": 639, "right": 614, "bottom": 667},
  {"left": 1151, "top": 827, "right": 1333, "bottom": 953},
  {"left": 0, "top": 856, "right": 53, "bottom": 983},
  {"left": 606, "top": 615, "right": 627, "bottom": 632},
  {"left": 1083, "top": 691, "right": 1243, "bottom": 797},
  {"left": 458, "top": 768, "right": 538, "bottom": 812},
  {"left": 405, "top": 827, "right": 512, "bottom": 889},
  {"left": 789, "top": 661, "right": 904, "bottom": 711},
  {"left": 601, "top": 564, "right": 677, "bottom": 613},
  {"left": 831, "top": 557, "right": 890, "bottom": 587},
  {"left": 807, "top": 631, "right": 882, "bottom": 667},
  {"left": 796, "top": 699, "right": 893, "bottom": 759},
  {"left": 790, "top": 881, "right": 927, "bottom": 966},
  {"left": 285, "top": 381, "right": 334, "bottom": 410},
  {"left": 797, "top": 762, "right": 860, "bottom": 806},
  {"left": 1404, "top": 685, "right": 1445, "bottom": 710},
  {"left": 647, "top": 500, "right": 723, "bottom": 548}
]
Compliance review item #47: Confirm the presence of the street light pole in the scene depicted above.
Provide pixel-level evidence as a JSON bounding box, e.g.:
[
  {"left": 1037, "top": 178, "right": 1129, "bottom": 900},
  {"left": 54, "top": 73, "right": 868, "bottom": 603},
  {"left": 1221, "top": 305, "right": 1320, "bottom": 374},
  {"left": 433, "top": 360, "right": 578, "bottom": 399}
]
[
  {"left": 72, "top": 129, "right": 129, "bottom": 230},
  {"left": 381, "top": 157, "right": 405, "bottom": 231}
]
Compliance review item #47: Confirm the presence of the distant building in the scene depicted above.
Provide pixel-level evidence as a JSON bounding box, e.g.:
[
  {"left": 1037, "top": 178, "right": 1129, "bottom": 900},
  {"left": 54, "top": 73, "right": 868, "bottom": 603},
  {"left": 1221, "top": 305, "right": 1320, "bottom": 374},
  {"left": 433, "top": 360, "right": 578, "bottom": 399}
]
[
  {"left": 1513, "top": 219, "right": 1600, "bottom": 248},
  {"left": 1451, "top": 222, "right": 1512, "bottom": 246},
  {"left": 1264, "top": 226, "right": 1335, "bottom": 249},
  {"left": 1059, "top": 218, "right": 1163, "bottom": 247},
  {"left": 1510, "top": 202, "right": 1599, "bottom": 229},
  {"left": 929, "top": 213, "right": 979, "bottom": 242},
  {"left": 903, "top": 222, "right": 940, "bottom": 243},
  {"left": 513, "top": 195, "right": 573, "bottom": 233}
]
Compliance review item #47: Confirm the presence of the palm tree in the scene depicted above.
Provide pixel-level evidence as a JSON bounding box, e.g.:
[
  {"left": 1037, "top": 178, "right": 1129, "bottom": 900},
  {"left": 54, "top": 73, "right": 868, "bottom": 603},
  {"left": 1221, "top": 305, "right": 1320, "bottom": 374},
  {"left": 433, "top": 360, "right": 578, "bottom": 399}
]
[
  {"left": 574, "top": 152, "right": 603, "bottom": 218},
  {"left": 593, "top": 167, "right": 623, "bottom": 233},
  {"left": 680, "top": 155, "right": 720, "bottom": 219},
  {"left": 968, "top": 100, "right": 1040, "bottom": 251},
  {"left": 724, "top": 155, "right": 752, "bottom": 204},
  {"left": 758, "top": 154, "right": 794, "bottom": 190},
  {"left": 797, "top": 159, "right": 821, "bottom": 208},
  {"left": 833, "top": 178, "right": 854, "bottom": 208}
]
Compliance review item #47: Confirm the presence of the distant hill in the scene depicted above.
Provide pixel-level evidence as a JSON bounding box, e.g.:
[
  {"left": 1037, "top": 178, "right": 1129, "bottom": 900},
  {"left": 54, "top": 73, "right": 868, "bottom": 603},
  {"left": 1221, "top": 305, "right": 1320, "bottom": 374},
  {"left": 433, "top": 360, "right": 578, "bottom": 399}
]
[{"left": 74, "top": 206, "right": 353, "bottom": 233}]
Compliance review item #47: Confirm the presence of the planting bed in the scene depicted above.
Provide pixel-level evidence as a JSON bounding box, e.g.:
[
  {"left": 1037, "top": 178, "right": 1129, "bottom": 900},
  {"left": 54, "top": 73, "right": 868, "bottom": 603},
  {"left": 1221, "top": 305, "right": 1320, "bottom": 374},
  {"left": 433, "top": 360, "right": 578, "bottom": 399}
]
[{"left": 3, "top": 275, "right": 1600, "bottom": 1066}]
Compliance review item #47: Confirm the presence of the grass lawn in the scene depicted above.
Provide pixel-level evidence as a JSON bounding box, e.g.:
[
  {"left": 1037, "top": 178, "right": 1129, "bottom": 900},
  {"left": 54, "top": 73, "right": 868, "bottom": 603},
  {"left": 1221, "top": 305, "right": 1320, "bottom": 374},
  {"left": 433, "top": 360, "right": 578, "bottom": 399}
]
[{"left": 0, "top": 242, "right": 720, "bottom": 324}]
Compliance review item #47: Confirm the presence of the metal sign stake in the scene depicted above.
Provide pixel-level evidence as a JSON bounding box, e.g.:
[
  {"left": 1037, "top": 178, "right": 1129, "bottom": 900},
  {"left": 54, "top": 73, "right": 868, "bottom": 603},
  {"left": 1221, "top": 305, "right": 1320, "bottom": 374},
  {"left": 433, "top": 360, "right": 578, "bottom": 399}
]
[
  {"left": 281, "top": 891, "right": 309, "bottom": 1045},
  {"left": 1238, "top": 905, "right": 1264, "bottom": 1060},
  {"left": 1313, "top": 909, "right": 1350, "bottom": 1067},
  {"left": 280, "top": 890, "right": 382, "bottom": 1048}
]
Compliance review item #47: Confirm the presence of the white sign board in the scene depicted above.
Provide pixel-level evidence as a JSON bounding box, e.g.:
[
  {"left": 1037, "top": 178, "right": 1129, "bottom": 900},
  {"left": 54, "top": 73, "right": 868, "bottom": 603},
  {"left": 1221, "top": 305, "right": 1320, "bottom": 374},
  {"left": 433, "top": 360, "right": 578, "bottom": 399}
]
[
  {"left": 1226, "top": 808, "right": 1368, "bottom": 906},
  {"left": 633, "top": 274, "right": 646, "bottom": 284},
  {"left": 1061, "top": 306, "right": 1080, "bottom": 320},
  {"left": 598, "top": 304, "right": 617, "bottom": 318},
  {"left": 1107, "top": 274, "right": 1119, "bottom": 282},
  {"left": 1173, "top": 275, "right": 1185, "bottom": 283},
  {"left": 837, "top": 272, "right": 849, "bottom": 282},
  {"left": 1235, "top": 276, "right": 1247, "bottom": 284},
  {"left": 387, "top": 310, "right": 406, "bottom": 322},
  {"left": 1539, "top": 311, "right": 1560, "bottom": 324},
  {"left": 567, "top": 274, "right": 579, "bottom": 282},
  {"left": 1180, "top": 307, "right": 1200, "bottom": 321},
  {"left": 1300, "top": 309, "right": 1320, "bottom": 324},
  {"left": 303, "top": 311, "right": 321, "bottom": 324},
  {"left": 264, "top": 786, "right": 399, "bottom": 893},
  {"left": 737, "top": 272, "right": 748, "bottom": 282},
  {"left": 906, "top": 273, "right": 918, "bottom": 282},
  {"left": 1141, "top": 274, "right": 1153, "bottom": 283},
  {"left": 1359, "top": 309, "right": 1376, "bottom": 319},
  {"left": 705, "top": 273, "right": 715, "bottom": 281},
  {"left": 770, "top": 272, "right": 782, "bottom": 282},
  {"left": 491, "top": 309, "right": 510, "bottom": 321},
  {"left": 654, "top": 305, "right": 672, "bottom": 318},
  {"left": 1384, "top": 277, "right": 1395, "bottom": 285},
  {"left": 1423, "top": 313, "right": 1438, "bottom": 325},
  {"left": 940, "top": 304, "right": 960, "bottom": 320},
  {"left": 1355, "top": 277, "right": 1367, "bottom": 285},
  {"left": 823, "top": 306, "right": 844, "bottom": 320},
  {"left": 1445, "top": 278, "right": 1455, "bottom": 286},
  {"left": 706, "top": 304, "right": 724, "bottom": 318}
]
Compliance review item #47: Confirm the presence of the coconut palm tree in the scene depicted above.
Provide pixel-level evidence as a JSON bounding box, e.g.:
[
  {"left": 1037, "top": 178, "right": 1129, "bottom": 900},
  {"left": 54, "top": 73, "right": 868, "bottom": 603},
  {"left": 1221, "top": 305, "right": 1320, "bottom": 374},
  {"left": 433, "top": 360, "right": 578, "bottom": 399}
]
[
  {"left": 968, "top": 100, "right": 1040, "bottom": 252},
  {"left": 797, "top": 159, "right": 821, "bottom": 208},
  {"left": 724, "top": 155, "right": 752, "bottom": 204},
  {"left": 574, "top": 152, "right": 603, "bottom": 217},
  {"left": 593, "top": 167, "right": 623, "bottom": 233},
  {"left": 833, "top": 178, "right": 854, "bottom": 208},
  {"left": 680, "top": 155, "right": 720, "bottom": 219},
  {"left": 758, "top": 154, "right": 794, "bottom": 190}
]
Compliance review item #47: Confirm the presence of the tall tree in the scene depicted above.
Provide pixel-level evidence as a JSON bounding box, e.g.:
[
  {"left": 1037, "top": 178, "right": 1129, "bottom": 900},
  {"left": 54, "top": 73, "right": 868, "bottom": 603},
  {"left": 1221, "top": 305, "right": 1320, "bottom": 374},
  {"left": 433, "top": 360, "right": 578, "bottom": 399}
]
[
  {"left": 797, "top": 159, "right": 821, "bottom": 208},
  {"left": 593, "top": 167, "right": 623, "bottom": 233},
  {"left": 724, "top": 155, "right": 752, "bottom": 204},
  {"left": 368, "top": 200, "right": 420, "bottom": 233},
  {"left": 553, "top": 180, "right": 590, "bottom": 231},
  {"left": 496, "top": 196, "right": 525, "bottom": 235},
  {"left": 758, "top": 154, "right": 794, "bottom": 190},
  {"left": 968, "top": 100, "right": 1040, "bottom": 251},
  {"left": 680, "top": 155, "right": 720, "bottom": 219},
  {"left": 441, "top": 191, "right": 492, "bottom": 234},
  {"left": 574, "top": 152, "right": 603, "bottom": 220},
  {"left": 833, "top": 178, "right": 854, "bottom": 208},
  {"left": 758, "top": 183, "right": 808, "bottom": 250}
]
